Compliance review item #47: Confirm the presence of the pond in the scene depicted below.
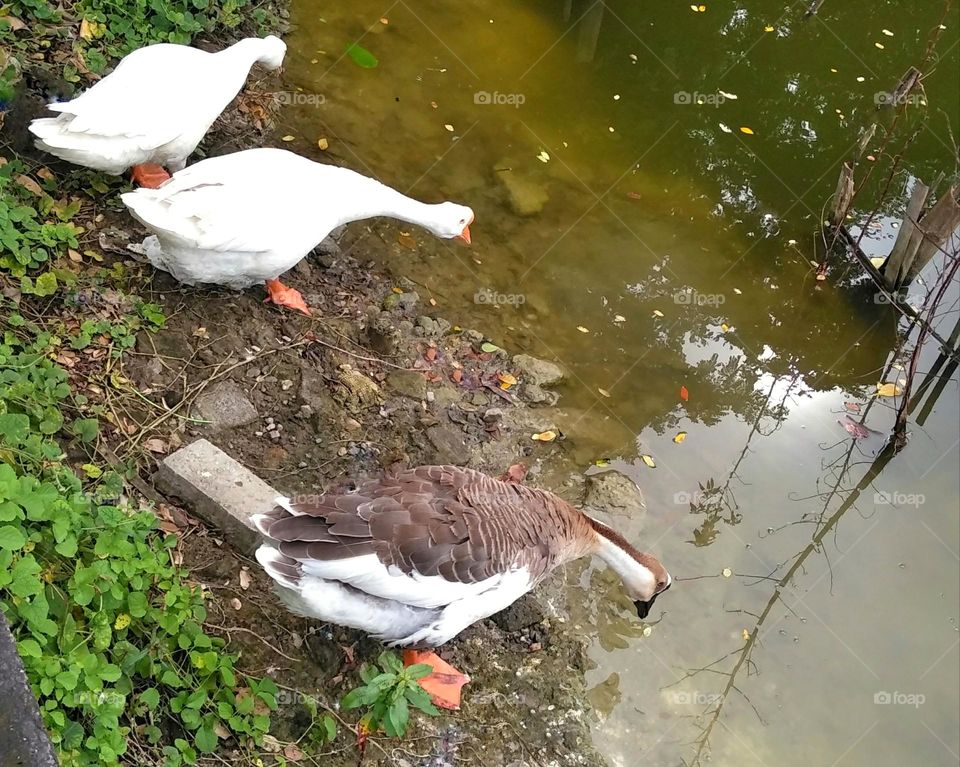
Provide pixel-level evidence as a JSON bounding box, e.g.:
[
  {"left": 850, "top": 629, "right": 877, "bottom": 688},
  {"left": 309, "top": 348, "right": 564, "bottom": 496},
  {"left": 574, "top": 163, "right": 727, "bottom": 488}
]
[{"left": 278, "top": 1, "right": 960, "bottom": 764}]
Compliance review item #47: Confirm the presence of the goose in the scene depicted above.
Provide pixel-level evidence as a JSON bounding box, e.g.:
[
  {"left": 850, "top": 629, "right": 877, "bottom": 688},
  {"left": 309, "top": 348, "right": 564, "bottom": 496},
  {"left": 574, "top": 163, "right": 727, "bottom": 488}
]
[
  {"left": 28, "top": 35, "right": 286, "bottom": 188},
  {"left": 121, "top": 147, "right": 474, "bottom": 315},
  {"left": 252, "top": 465, "right": 670, "bottom": 709}
]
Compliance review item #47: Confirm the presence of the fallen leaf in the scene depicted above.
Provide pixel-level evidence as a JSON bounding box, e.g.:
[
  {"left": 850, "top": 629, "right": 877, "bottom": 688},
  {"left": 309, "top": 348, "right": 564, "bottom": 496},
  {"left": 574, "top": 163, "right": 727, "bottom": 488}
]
[
  {"left": 36, "top": 167, "right": 55, "bottom": 181},
  {"left": 429, "top": 298, "right": 437, "bottom": 306},
  {"left": 229, "top": 598, "right": 242, "bottom": 610},
  {"left": 876, "top": 382, "right": 902, "bottom": 397},
  {"left": 536, "top": 150, "right": 550, "bottom": 163},
  {"left": 719, "top": 122, "right": 733, "bottom": 133},
  {"left": 614, "top": 314, "right": 626, "bottom": 322},
  {"left": 733, "top": 287, "right": 742, "bottom": 294},
  {"left": 192, "top": 326, "right": 209, "bottom": 338},
  {"left": 764, "top": 25, "right": 775, "bottom": 32},
  {"left": 499, "top": 463, "right": 528, "bottom": 483},
  {"left": 480, "top": 341, "right": 502, "bottom": 353},
  {"left": 144, "top": 438, "right": 168, "bottom": 454},
  {"left": 68, "top": 248, "right": 83, "bottom": 262},
  {"left": 869, "top": 256, "right": 885, "bottom": 268},
  {"left": 742, "top": 629, "right": 750, "bottom": 641},
  {"left": 720, "top": 323, "right": 730, "bottom": 333},
  {"left": 680, "top": 385, "right": 689, "bottom": 401},
  {"left": 444, "top": 123, "right": 455, "bottom": 132},
  {"left": 283, "top": 744, "right": 305, "bottom": 761},
  {"left": 451, "top": 369, "right": 463, "bottom": 384},
  {"left": 640, "top": 454, "right": 656, "bottom": 468},
  {"left": 642, "top": 625, "right": 653, "bottom": 637},
  {"left": 281, "top": 135, "right": 295, "bottom": 142},
  {"left": 673, "top": 431, "right": 687, "bottom": 443},
  {"left": 425, "top": 347, "right": 438, "bottom": 362},
  {"left": 739, "top": 126, "right": 755, "bottom": 135},
  {"left": 380, "top": 17, "right": 389, "bottom": 24},
  {"left": 239, "top": 569, "right": 251, "bottom": 590},
  {"left": 79, "top": 18, "right": 103, "bottom": 40},
  {"left": 346, "top": 42, "right": 378, "bottom": 68},
  {"left": 1, "top": 15, "right": 26, "bottom": 31},
  {"left": 594, "top": 458, "right": 611, "bottom": 467},
  {"left": 317, "top": 137, "right": 329, "bottom": 150},
  {"left": 652, "top": 309, "right": 664, "bottom": 318},
  {"left": 532, "top": 431, "right": 557, "bottom": 442},
  {"left": 598, "top": 387, "right": 611, "bottom": 397},
  {"left": 497, "top": 372, "right": 517, "bottom": 387},
  {"left": 843, "top": 401, "right": 862, "bottom": 413},
  {"left": 722, "top": 567, "right": 732, "bottom": 577},
  {"left": 14, "top": 174, "right": 43, "bottom": 196},
  {"left": 577, "top": 325, "right": 590, "bottom": 333}
]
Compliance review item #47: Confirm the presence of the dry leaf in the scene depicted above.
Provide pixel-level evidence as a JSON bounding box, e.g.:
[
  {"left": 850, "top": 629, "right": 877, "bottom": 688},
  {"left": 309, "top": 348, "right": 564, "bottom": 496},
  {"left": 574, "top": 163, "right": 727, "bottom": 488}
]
[
  {"left": 640, "top": 454, "right": 656, "bottom": 468},
  {"left": 720, "top": 323, "right": 730, "bottom": 333},
  {"left": 498, "top": 372, "right": 517, "bottom": 387},
  {"left": 739, "top": 126, "right": 755, "bottom": 135},
  {"left": 229, "top": 598, "right": 242, "bottom": 610},
  {"left": 397, "top": 232, "right": 417, "bottom": 250},
  {"left": 444, "top": 123, "right": 455, "bottom": 132},
  {"left": 317, "top": 137, "right": 329, "bottom": 150},
  {"left": 532, "top": 431, "right": 557, "bottom": 442},
  {"left": 192, "top": 326, "right": 209, "bottom": 338},
  {"left": 680, "top": 385, "right": 689, "bottom": 401},
  {"left": 876, "top": 382, "right": 902, "bottom": 397},
  {"left": 742, "top": 629, "right": 750, "bottom": 641},
  {"left": 537, "top": 150, "right": 550, "bottom": 163},
  {"left": 576, "top": 325, "right": 589, "bottom": 333},
  {"left": 673, "top": 431, "right": 687, "bottom": 443},
  {"left": 764, "top": 25, "right": 775, "bottom": 32},
  {"left": 36, "top": 167, "right": 55, "bottom": 181},
  {"left": 14, "top": 174, "right": 43, "bottom": 196},
  {"left": 838, "top": 415, "right": 873, "bottom": 439},
  {"left": 2, "top": 15, "right": 26, "bottom": 31},
  {"left": 239, "top": 569, "right": 251, "bottom": 590},
  {"left": 144, "top": 438, "right": 168, "bottom": 454},
  {"left": 281, "top": 135, "right": 296, "bottom": 142},
  {"left": 652, "top": 309, "right": 664, "bottom": 318},
  {"left": 283, "top": 744, "right": 305, "bottom": 761},
  {"left": 598, "top": 388, "right": 611, "bottom": 398},
  {"left": 722, "top": 567, "right": 732, "bottom": 577},
  {"left": 642, "top": 625, "right": 653, "bottom": 637},
  {"left": 499, "top": 463, "right": 528, "bottom": 483},
  {"left": 68, "top": 248, "right": 83, "bottom": 263}
]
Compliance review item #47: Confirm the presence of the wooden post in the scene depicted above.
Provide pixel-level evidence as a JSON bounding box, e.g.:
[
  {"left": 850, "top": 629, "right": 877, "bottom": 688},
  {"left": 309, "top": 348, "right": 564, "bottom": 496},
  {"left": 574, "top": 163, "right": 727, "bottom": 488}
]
[
  {"left": 830, "top": 162, "right": 854, "bottom": 226},
  {"left": 882, "top": 179, "right": 930, "bottom": 289},
  {"left": 905, "top": 183, "right": 960, "bottom": 284},
  {"left": 576, "top": 1, "right": 604, "bottom": 63}
]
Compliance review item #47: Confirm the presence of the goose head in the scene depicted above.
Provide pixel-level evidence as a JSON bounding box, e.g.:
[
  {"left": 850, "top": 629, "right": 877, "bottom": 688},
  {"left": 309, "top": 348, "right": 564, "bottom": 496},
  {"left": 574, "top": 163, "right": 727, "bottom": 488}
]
[
  {"left": 257, "top": 35, "right": 287, "bottom": 70},
  {"left": 425, "top": 202, "right": 474, "bottom": 243},
  {"left": 588, "top": 516, "right": 671, "bottom": 619}
]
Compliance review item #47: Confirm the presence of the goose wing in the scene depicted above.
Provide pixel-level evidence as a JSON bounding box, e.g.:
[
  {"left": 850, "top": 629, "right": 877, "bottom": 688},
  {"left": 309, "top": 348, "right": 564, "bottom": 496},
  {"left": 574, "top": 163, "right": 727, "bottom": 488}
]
[{"left": 252, "top": 465, "right": 559, "bottom": 609}]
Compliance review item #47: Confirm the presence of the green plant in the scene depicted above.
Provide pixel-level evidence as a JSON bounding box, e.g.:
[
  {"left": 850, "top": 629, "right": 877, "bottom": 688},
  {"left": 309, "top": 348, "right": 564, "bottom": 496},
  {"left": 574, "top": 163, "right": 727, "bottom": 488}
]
[
  {"left": 0, "top": 322, "right": 277, "bottom": 766},
  {"left": 341, "top": 651, "right": 439, "bottom": 738}
]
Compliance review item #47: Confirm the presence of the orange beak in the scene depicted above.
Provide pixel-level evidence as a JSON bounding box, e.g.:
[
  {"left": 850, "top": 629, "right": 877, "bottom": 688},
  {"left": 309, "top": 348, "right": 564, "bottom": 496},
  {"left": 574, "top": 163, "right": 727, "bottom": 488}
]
[{"left": 458, "top": 225, "right": 471, "bottom": 244}]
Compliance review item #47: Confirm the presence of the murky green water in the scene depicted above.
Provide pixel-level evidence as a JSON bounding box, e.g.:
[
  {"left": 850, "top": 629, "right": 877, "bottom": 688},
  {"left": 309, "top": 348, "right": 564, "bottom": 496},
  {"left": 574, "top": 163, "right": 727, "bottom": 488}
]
[{"left": 281, "top": 1, "right": 959, "bottom": 764}]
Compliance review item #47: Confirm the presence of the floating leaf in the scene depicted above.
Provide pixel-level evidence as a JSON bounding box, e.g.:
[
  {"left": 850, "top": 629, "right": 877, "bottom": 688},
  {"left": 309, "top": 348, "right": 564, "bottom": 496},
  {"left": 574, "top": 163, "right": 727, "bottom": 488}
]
[
  {"left": 882, "top": 28, "right": 894, "bottom": 36},
  {"left": 843, "top": 401, "right": 861, "bottom": 413},
  {"left": 281, "top": 135, "right": 295, "bottom": 142},
  {"left": 719, "top": 122, "right": 733, "bottom": 133},
  {"left": 742, "top": 629, "right": 750, "bottom": 641},
  {"left": 764, "top": 25, "right": 775, "bottom": 32},
  {"left": 876, "top": 382, "right": 902, "bottom": 397},
  {"left": 673, "top": 431, "right": 687, "bottom": 444},
  {"left": 317, "top": 137, "right": 329, "bottom": 150},
  {"left": 739, "top": 126, "right": 755, "bottom": 135},
  {"left": 720, "top": 323, "right": 730, "bottom": 333},
  {"left": 614, "top": 314, "right": 626, "bottom": 323},
  {"left": 642, "top": 626, "right": 653, "bottom": 637},
  {"left": 640, "top": 454, "right": 656, "bottom": 468},
  {"left": 680, "top": 385, "right": 689, "bottom": 402},
  {"left": 576, "top": 325, "right": 590, "bottom": 333},
  {"left": 722, "top": 567, "right": 732, "bottom": 578},
  {"left": 594, "top": 458, "right": 611, "bottom": 467},
  {"left": 652, "top": 309, "right": 664, "bottom": 318},
  {"left": 532, "top": 431, "right": 557, "bottom": 442},
  {"left": 598, "top": 388, "right": 611, "bottom": 398},
  {"left": 397, "top": 232, "right": 417, "bottom": 250},
  {"left": 536, "top": 150, "right": 550, "bottom": 163},
  {"left": 838, "top": 416, "right": 873, "bottom": 439},
  {"left": 870, "top": 256, "right": 886, "bottom": 268},
  {"left": 346, "top": 42, "right": 379, "bottom": 68},
  {"left": 444, "top": 124, "right": 455, "bottom": 132},
  {"left": 480, "top": 342, "right": 502, "bottom": 353}
]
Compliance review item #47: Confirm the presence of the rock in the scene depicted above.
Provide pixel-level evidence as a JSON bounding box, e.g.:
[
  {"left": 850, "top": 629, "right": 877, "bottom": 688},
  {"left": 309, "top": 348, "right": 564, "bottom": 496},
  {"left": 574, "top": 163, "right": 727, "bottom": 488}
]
[
  {"left": 382, "top": 291, "right": 419, "bottom": 312},
  {"left": 299, "top": 366, "right": 337, "bottom": 415},
  {"left": 415, "top": 315, "right": 452, "bottom": 338},
  {"left": 497, "top": 169, "right": 549, "bottom": 216},
  {"left": 491, "top": 593, "right": 548, "bottom": 633},
  {"left": 315, "top": 235, "right": 342, "bottom": 267},
  {"left": 461, "top": 328, "right": 484, "bottom": 345},
  {"left": 520, "top": 383, "right": 559, "bottom": 407},
  {"left": 426, "top": 425, "right": 468, "bottom": 464},
  {"left": 193, "top": 380, "right": 258, "bottom": 429},
  {"left": 364, "top": 311, "right": 401, "bottom": 356},
  {"left": 154, "top": 439, "right": 277, "bottom": 554},
  {"left": 512, "top": 354, "right": 564, "bottom": 387},
  {"left": 429, "top": 385, "right": 461, "bottom": 409},
  {"left": 387, "top": 369, "right": 427, "bottom": 400},
  {"left": 292, "top": 258, "right": 313, "bottom": 279},
  {"left": 584, "top": 471, "right": 645, "bottom": 515}
]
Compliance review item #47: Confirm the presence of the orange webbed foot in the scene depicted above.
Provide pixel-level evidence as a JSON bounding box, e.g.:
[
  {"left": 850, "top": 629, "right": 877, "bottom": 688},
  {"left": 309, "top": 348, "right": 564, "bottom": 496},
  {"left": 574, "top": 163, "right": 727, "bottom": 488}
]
[
  {"left": 130, "top": 163, "right": 171, "bottom": 189},
  {"left": 403, "top": 649, "right": 470, "bottom": 710},
  {"left": 264, "top": 278, "right": 311, "bottom": 316}
]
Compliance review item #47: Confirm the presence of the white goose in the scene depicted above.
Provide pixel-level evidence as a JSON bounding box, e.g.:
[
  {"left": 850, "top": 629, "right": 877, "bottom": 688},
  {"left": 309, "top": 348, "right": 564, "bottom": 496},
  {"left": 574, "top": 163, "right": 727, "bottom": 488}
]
[
  {"left": 29, "top": 36, "right": 286, "bottom": 187},
  {"left": 121, "top": 148, "right": 474, "bottom": 315},
  {"left": 252, "top": 465, "right": 670, "bottom": 708}
]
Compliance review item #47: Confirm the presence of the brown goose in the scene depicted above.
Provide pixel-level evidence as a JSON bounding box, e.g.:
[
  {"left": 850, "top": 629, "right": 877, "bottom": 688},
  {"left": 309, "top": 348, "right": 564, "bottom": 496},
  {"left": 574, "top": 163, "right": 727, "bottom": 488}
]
[{"left": 252, "top": 465, "right": 670, "bottom": 707}]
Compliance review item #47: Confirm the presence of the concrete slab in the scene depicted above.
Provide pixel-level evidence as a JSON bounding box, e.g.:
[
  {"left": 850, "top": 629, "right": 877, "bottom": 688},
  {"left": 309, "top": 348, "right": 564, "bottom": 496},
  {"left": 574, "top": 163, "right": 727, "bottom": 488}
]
[
  {"left": 153, "top": 439, "right": 276, "bottom": 554},
  {"left": 0, "top": 612, "right": 58, "bottom": 767},
  {"left": 193, "top": 380, "right": 259, "bottom": 430}
]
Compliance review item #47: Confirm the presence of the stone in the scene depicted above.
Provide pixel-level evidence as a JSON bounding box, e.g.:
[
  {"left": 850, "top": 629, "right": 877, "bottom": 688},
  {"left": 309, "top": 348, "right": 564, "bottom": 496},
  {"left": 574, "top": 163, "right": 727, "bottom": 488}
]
[
  {"left": 387, "top": 369, "right": 428, "bottom": 400},
  {"left": 154, "top": 439, "right": 277, "bottom": 554},
  {"left": 521, "top": 383, "right": 559, "bottom": 407},
  {"left": 512, "top": 354, "right": 564, "bottom": 387},
  {"left": 491, "top": 593, "right": 548, "bottom": 633},
  {"left": 193, "top": 380, "right": 258, "bottom": 429},
  {"left": 461, "top": 329, "right": 484, "bottom": 345},
  {"left": 299, "top": 366, "right": 337, "bottom": 416},
  {"left": 0, "top": 612, "right": 58, "bottom": 767},
  {"left": 584, "top": 471, "right": 645, "bottom": 515},
  {"left": 365, "top": 311, "right": 401, "bottom": 356},
  {"left": 426, "top": 425, "right": 468, "bottom": 464},
  {"left": 497, "top": 169, "right": 549, "bottom": 216},
  {"left": 415, "top": 315, "right": 452, "bottom": 338},
  {"left": 382, "top": 291, "right": 419, "bottom": 312}
]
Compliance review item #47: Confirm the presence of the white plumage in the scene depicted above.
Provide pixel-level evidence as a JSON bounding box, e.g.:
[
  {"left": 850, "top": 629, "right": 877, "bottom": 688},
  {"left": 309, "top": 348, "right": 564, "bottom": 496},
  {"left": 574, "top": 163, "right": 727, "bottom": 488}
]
[
  {"left": 121, "top": 148, "right": 474, "bottom": 289},
  {"left": 29, "top": 36, "right": 286, "bottom": 174}
]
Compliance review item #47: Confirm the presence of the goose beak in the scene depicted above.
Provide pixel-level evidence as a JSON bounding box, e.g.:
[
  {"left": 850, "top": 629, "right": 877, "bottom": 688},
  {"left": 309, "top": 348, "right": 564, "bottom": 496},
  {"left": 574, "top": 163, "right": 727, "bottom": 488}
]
[
  {"left": 634, "top": 595, "right": 656, "bottom": 619},
  {"left": 458, "top": 225, "right": 471, "bottom": 244}
]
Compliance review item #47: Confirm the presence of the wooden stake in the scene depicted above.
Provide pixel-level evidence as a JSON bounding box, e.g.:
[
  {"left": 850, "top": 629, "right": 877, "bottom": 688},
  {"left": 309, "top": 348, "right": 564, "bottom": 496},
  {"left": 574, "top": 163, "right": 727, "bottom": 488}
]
[
  {"left": 830, "top": 162, "right": 854, "bottom": 226},
  {"left": 905, "top": 183, "right": 960, "bottom": 284},
  {"left": 882, "top": 179, "right": 929, "bottom": 289}
]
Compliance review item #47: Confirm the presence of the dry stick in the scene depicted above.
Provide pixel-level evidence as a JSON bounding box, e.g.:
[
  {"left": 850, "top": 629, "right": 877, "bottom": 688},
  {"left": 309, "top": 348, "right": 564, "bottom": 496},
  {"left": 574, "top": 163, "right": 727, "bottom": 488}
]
[{"left": 204, "top": 623, "right": 302, "bottom": 664}]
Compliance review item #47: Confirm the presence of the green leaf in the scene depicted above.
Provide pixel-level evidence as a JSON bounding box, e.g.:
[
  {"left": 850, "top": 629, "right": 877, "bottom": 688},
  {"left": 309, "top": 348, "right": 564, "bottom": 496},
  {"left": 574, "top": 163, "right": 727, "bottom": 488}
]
[
  {"left": 480, "top": 341, "right": 503, "bottom": 353},
  {"left": 385, "top": 696, "right": 409, "bottom": 737},
  {"left": 405, "top": 663, "right": 433, "bottom": 680},
  {"left": 346, "top": 42, "right": 378, "bottom": 68},
  {"left": 194, "top": 724, "right": 218, "bottom": 753},
  {"left": 0, "top": 414, "right": 30, "bottom": 445},
  {"left": 0, "top": 525, "right": 26, "bottom": 550},
  {"left": 127, "top": 592, "right": 148, "bottom": 618},
  {"left": 71, "top": 418, "right": 99, "bottom": 443},
  {"left": 378, "top": 650, "right": 403, "bottom": 674},
  {"left": 404, "top": 683, "right": 439, "bottom": 715}
]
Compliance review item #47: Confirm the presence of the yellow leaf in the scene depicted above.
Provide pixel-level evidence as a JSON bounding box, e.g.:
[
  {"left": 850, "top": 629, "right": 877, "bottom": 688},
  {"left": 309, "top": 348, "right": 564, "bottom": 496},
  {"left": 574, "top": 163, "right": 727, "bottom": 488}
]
[
  {"left": 498, "top": 372, "right": 517, "bottom": 387},
  {"left": 740, "top": 126, "right": 755, "bottom": 135},
  {"left": 281, "top": 135, "right": 295, "bottom": 142},
  {"left": 577, "top": 325, "right": 590, "bottom": 333},
  {"left": 673, "top": 431, "right": 687, "bottom": 443},
  {"left": 642, "top": 625, "right": 653, "bottom": 637},
  {"left": 68, "top": 248, "right": 83, "bottom": 262},
  {"left": 641, "top": 454, "right": 656, "bottom": 468},
  {"left": 720, "top": 323, "right": 730, "bottom": 332},
  {"left": 594, "top": 458, "right": 611, "bottom": 467},
  {"left": 391, "top": 286, "right": 404, "bottom": 294},
  {"left": 532, "top": 431, "right": 557, "bottom": 442},
  {"left": 14, "top": 174, "right": 43, "bottom": 196},
  {"left": 722, "top": 567, "right": 732, "bottom": 578},
  {"left": 742, "top": 629, "right": 750, "bottom": 641},
  {"left": 444, "top": 123, "right": 455, "bottom": 132},
  {"left": 114, "top": 613, "right": 131, "bottom": 630},
  {"left": 652, "top": 309, "right": 664, "bottom": 318},
  {"left": 882, "top": 28, "right": 894, "bottom": 36},
  {"left": 317, "top": 137, "right": 329, "bottom": 150},
  {"left": 875, "top": 42, "right": 885, "bottom": 49},
  {"left": 79, "top": 18, "right": 103, "bottom": 40},
  {"left": 764, "top": 25, "right": 775, "bottom": 32},
  {"left": 598, "top": 387, "right": 611, "bottom": 397},
  {"left": 876, "top": 382, "right": 902, "bottom": 397}
]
